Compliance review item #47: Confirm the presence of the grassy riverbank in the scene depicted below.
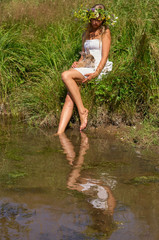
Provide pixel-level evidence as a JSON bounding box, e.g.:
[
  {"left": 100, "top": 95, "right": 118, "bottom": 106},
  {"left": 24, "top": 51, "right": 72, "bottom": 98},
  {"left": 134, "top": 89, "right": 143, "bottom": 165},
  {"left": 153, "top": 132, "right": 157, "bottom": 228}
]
[{"left": 0, "top": 0, "right": 158, "bottom": 147}]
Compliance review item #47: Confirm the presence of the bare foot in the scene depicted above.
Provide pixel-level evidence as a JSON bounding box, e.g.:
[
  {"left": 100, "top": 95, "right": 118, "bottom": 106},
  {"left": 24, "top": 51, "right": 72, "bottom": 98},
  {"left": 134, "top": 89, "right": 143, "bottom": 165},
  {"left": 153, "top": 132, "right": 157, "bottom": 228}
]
[{"left": 80, "top": 109, "right": 88, "bottom": 131}]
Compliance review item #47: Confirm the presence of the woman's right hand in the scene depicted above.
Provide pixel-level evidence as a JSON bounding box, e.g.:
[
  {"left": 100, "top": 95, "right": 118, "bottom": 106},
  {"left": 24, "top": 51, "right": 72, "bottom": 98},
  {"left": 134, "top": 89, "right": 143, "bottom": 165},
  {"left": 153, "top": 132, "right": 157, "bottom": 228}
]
[{"left": 71, "top": 61, "right": 78, "bottom": 68}]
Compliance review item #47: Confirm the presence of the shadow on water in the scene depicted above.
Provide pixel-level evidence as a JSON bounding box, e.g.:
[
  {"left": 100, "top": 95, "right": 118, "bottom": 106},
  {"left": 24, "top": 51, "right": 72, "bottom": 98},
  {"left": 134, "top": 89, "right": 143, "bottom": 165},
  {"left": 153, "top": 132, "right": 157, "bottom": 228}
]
[{"left": 0, "top": 120, "right": 159, "bottom": 239}]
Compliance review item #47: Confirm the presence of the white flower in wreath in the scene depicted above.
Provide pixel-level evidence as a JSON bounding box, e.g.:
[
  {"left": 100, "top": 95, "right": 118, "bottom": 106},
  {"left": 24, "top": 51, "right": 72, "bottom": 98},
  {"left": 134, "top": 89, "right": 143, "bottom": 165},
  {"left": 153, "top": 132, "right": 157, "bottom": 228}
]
[{"left": 94, "top": 9, "right": 99, "bottom": 18}]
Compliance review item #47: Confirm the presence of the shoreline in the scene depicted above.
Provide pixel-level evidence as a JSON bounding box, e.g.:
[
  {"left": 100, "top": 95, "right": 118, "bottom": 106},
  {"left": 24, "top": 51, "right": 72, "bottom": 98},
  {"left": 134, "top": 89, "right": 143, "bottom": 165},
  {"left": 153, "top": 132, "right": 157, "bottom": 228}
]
[{"left": 0, "top": 108, "right": 158, "bottom": 155}]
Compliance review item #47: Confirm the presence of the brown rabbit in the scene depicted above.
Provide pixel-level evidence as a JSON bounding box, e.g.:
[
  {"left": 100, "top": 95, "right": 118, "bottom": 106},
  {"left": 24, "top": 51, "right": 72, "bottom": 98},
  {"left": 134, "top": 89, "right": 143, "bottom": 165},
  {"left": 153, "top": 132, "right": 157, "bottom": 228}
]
[{"left": 76, "top": 49, "right": 95, "bottom": 68}]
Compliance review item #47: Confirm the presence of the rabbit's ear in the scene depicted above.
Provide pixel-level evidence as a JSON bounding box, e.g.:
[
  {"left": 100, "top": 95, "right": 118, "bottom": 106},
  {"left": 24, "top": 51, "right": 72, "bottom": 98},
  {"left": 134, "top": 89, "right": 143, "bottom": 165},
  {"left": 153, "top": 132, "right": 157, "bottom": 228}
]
[
  {"left": 79, "top": 51, "right": 85, "bottom": 56},
  {"left": 86, "top": 48, "right": 90, "bottom": 54}
]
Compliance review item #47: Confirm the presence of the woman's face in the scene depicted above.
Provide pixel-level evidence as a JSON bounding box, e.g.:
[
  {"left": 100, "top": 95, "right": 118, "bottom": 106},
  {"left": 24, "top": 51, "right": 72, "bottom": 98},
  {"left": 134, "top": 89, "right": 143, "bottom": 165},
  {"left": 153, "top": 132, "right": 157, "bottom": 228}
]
[{"left": 90, "top": 18, "right": 103, "bottom": 29}]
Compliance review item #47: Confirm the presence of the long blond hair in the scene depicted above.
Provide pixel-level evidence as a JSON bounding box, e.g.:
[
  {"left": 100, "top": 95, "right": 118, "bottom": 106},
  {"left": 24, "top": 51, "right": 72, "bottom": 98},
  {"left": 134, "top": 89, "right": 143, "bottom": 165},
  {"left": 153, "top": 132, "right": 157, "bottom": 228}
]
[{"left": 82, "top": 4, "right": 108, "bottom": 46}]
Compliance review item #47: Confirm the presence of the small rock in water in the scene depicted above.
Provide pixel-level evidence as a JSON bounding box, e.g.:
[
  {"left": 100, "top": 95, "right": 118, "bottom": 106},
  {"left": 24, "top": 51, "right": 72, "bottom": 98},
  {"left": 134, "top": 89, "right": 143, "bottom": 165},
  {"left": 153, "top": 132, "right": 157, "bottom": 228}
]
[{"left": 155, "top": 165, "right": 159, "bottom": 172}]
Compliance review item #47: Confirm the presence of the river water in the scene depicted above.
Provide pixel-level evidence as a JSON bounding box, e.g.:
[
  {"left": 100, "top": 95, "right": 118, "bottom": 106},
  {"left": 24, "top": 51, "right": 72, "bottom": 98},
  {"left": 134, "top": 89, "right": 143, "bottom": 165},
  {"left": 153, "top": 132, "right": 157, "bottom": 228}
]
[{"left": 0, "top": 121, "right": 159, "bottom": 240}]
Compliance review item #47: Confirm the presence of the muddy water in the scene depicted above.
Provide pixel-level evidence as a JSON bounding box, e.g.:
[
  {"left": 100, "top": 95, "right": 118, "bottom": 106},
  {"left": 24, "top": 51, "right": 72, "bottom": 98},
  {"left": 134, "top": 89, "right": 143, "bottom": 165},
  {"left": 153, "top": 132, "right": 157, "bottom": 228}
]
[{"left": 0, "top": 121, "right": 159, "bottom": 240}]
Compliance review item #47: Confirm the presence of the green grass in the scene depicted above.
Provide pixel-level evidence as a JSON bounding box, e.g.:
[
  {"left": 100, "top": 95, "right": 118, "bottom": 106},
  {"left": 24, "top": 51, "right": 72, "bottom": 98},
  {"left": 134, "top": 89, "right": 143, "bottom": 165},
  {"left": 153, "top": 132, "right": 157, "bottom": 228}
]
[{"left": 0, "top": 0, "right": 158, "bottom": 140}]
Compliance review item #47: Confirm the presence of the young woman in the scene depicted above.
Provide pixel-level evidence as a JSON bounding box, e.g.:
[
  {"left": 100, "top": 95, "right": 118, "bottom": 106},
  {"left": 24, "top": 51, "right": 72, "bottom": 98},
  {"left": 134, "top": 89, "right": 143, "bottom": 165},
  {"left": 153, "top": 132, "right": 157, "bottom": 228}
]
[{"left": 56, "top": 4, "right": 114, "bottom": 134}]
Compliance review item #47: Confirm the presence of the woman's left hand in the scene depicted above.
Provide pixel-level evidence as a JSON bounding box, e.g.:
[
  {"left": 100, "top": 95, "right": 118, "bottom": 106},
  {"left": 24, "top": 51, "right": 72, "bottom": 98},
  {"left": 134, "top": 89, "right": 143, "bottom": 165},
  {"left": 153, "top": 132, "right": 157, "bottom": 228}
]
[{"left": 82, "top": 72, "right": 98, "bottom": 83}]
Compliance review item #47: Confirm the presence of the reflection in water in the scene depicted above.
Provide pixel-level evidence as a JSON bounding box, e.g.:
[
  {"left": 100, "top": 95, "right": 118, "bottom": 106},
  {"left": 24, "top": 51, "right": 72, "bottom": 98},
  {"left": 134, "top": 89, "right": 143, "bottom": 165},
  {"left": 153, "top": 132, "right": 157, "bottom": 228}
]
[
  {"left": 1, "top": 124, "right": 158, "bottom": 239},
  {"left": 0, "top": 200, "right": 35, "bottom": 239},
  {"left": 59, "top": 132, "right": 117, "bottom": 234}
]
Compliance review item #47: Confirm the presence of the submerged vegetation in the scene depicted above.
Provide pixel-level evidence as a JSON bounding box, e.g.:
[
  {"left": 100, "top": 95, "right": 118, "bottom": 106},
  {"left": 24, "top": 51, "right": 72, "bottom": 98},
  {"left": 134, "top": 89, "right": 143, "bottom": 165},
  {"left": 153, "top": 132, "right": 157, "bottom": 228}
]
[
  {"left": 129, "top": 175, "right": 159, "bottom": 185},
  {"left": 0, "top": 0, "right": 158, "bottom": 146}
]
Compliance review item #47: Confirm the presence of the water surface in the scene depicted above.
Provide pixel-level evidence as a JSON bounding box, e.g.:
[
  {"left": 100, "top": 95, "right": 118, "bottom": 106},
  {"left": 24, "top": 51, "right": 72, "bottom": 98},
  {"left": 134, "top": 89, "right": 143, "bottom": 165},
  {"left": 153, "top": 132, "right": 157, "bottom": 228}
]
[{"left": 0, "top": 121, "right": 159, "bottom": 239}]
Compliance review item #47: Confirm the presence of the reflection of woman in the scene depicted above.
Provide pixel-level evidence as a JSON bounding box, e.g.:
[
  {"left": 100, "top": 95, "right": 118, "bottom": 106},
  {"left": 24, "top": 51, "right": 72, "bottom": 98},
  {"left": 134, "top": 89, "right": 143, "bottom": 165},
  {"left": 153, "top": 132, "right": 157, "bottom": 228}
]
[
  {"left": 58, "top": 132, "right": 116, "bottom": 216},
  {"left": 57, "top": 4, "right": 116, "bottom": 134}
]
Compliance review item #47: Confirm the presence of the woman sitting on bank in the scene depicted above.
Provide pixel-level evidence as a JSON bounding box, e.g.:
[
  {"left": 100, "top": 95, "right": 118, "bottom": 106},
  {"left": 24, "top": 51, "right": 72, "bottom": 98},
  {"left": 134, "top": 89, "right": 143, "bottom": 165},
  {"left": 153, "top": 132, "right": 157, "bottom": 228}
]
[{"left": 56, "top": 4, "right": 117, "bottom": 134}]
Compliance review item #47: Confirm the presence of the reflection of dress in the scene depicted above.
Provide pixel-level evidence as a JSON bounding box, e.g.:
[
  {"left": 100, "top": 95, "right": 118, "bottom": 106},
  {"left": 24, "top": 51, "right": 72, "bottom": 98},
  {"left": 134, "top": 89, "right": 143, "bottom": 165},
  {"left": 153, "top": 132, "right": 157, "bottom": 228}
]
[
  {"left": 74, "top": 39, "right": 113, "bottom": 80},
  {"left": 80, "top": 179, "right": 109, "bottom": 210}
]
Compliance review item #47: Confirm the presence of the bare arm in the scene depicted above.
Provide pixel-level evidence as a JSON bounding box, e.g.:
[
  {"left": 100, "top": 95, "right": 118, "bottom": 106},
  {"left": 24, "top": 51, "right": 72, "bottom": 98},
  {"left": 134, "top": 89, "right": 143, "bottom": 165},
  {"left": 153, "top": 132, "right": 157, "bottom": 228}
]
[
  {"left": 83, "top": 28, "right": 111, "bottom": 82},
  {"left": 96, "top": 28, "right": 111, "bottom": 75}
]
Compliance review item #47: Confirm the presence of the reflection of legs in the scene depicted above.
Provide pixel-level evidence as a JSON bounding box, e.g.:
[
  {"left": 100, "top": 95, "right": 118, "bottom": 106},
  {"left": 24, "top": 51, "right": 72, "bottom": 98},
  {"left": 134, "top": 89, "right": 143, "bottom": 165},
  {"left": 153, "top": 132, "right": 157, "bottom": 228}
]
[
  {"left": 67, "top": 132, "right": 89, "bottom": 190},
  {"left": 59, "top": 131, "right": 116, "bottom": 215},
  {"left": 57, "top": 93, "right": 74, "bottom": 134},
  {"left": 58, "top": 131, "right": 89, "bottom": 189},
  {"left": 58, "top": 132, "right": 75, "bottom": 165},
  {"left": 61, "top": 70, "right": 88, "bottom": 132},
  {"left": 79, "top": 132, "right": 89, "bottom": 157}
]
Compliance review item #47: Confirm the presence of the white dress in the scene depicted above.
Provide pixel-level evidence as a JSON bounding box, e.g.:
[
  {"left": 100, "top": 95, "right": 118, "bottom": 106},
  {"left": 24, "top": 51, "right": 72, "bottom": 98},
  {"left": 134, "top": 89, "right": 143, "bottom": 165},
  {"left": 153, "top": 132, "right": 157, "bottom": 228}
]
[
  {"left": 80, "top": 179, "right": 109, "bottom": 210},
  {"left": 74, "top": 39, "right": 113, "bottom": 80}
]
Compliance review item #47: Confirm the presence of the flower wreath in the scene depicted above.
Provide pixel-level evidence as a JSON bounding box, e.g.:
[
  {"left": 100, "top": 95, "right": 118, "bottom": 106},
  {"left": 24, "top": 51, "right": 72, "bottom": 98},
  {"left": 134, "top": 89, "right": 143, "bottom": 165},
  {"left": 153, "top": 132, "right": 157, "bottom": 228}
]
[{"left": 74, "top": 7, "right": 118, "bottom": 27}]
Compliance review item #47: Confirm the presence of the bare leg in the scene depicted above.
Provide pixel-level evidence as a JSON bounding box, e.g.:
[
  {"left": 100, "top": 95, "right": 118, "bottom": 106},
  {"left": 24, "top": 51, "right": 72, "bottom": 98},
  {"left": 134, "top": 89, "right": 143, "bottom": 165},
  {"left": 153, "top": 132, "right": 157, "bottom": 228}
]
[
  {"left": 57, "top": 93, "right": 74, "bottom": 134},
  {"left": 61, "top": 69, "right": 88, "bottom": 131}
]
